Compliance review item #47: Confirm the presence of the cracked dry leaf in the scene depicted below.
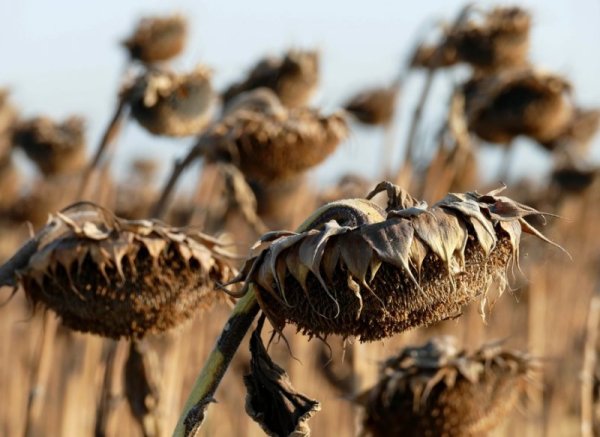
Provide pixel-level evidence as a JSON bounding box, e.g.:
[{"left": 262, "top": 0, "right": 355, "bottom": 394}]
[
  {"left": 201, "top": 88, "right": 348, "bottom": 184},
  {"left": 357, "top": 337, "right": 536, "bottom": 437},
  {"left": 126, "top": 66, "right": 215, "bottom": 137},
  {"left": 122, "top": 14, "right": 187, "bottom": 64},
  {"left": 2, "top": 202, "right": 234, "bottom": 338},
  {"left": 232, "top": 181, "right": 558, "bottom": 341},
  {"left": 244, "top": 319, "right": 320, "bottom": 437}
]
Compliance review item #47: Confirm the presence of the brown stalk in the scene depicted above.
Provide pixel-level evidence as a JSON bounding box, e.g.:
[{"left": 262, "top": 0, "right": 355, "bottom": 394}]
[
  {"left": 78, "top": 96, "right": 128, "bottom": 200},
  {"left": 401, "top": 5, "right": 473, "bottom": 168},
  {"left": 581, "top": 295, "right": 600, "bottom": 437}
]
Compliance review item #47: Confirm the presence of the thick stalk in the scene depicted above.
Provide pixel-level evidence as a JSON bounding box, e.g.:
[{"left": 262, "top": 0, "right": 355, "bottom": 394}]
[{"left": 173, "top": 290, "right": 260, "bottom": 437}]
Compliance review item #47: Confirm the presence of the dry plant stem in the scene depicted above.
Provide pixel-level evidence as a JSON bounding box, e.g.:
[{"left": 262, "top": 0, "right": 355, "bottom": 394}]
[
  {"left": 173, "top": 289, "right": 260, "bottom": 437},
  {"left": 403, "top": 68, "right": 436, "bottom": 166},
  {"left": 151, "top": 145, "right": 201, "bottom": 219},
  {"left": 95, "top": 340, "right": 129, "bottom": 437},
  {"left": 78, "top": 97, "right": 128, "bottom": 199},
  {"left": 24, "top": 313, "right": 58, "bottom": 437},
  {"left": 581, "top": 295, "right": 600, "bottom": 437}
]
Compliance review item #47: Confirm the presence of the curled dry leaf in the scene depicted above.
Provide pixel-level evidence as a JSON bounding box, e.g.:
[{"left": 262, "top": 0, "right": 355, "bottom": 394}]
[
  {"left": 201, "top": 88, "right": 348, "bottom": 184},
  {"left": 126, "top": 66, "right": 215, "bottom": 137},
  {"left": 223, "top": 49, "right": 319, "bottom": 109},
  {"left": 344, "top": 84, "right": 399, "bottom": 126},
  {"left": 464, "top": 68, "right": 574, "bottom": 146},
  {"left": 245, "top": 318, "right": 320, "bottom": 437},
  {"left": 357, "top": 337, "right": 536, "bottom": 436},
  {"left": 231, "top": 181, "right": 558, "bottom": 341},
  {"left": 1, "top": 202, "right": 235, "bottom": 338},
  {"left": 12, "top": 116, "right": 86, "bottom": 176},
  {"left": 122, "top": 14, "right": 187, "bottom": 64}
]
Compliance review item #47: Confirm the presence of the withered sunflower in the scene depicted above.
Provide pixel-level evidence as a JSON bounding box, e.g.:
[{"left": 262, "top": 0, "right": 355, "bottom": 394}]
[
  {"left": 448, "top": 6, "right": 531, "bottom": 73},
  {"left": 222, "top": 49, "right": 319, "bottom": 109},
  {"left": 464, "top": 68, "right": 574, "bottom": 146},
  {"left": 12, "top": 116, "right": 87, "bottom": 176},
  {"left": 122, "top": 14, "right": 187, "bottom": 64},
  {"left": 125, "top": 66, "right": 215, "bottom": 137},
  {"left": 358, "top": 337, "right": 535, "bottom": 436},
  {"left": 0, "top": 202, "right": 235, "bottom": 338},
  {"left": 344, "top": 84, "right": 400, "bottom": 126},
  {"left": 201, "top": 88, "right": 348, "bottom": 184},
  {"left": 231, "top": 181, "right": 558, "bottom": 341}
]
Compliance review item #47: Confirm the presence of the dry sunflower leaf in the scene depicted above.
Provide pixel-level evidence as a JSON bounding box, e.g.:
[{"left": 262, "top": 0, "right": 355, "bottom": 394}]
[
  {"left": 357, "top": 337, "right": 536, "bottom": 436},
  {"left": 0, "top": 202, "right": 235, "bottom": 338},
  {"left": 231, "top": 182, "right": 558, "bottom": 341},
  {"left": 244, "top": 318, "right": 320, "bottom": 437}
]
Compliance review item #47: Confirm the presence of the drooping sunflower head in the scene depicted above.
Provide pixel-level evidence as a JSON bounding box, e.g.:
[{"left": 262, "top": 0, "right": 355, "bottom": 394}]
[
  {"left": 126, "top": 66, "right": 215, "bottom": 137},
  {"left": 232, "top": 181, "right": 559, "bottom": 341},
  {"left": 358, "top": 337, "right": 536, "bottom": 436},
  {"left": 2, "top": 202, "right": 235, "bottom": 338}
]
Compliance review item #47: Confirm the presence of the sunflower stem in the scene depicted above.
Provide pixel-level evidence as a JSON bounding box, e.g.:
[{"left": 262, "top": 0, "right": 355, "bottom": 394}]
[
  {"left": 78, "top": 96, "right": 128, "bottom": 200},
  {"left": 172, "top": 288, "right": 260, "bottom": 437},
  {"left": 151, "top": 142, "right": 204, "bottom": 220}
]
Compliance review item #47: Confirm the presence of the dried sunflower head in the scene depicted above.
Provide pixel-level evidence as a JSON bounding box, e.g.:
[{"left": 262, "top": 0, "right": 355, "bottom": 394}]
[
  {"left": 2, "top": 202, "right": 235, "bottom": 338},
  {"left": 126, "top": 66, "right": 215, "bottom": 137},
  {"left": 122, "top": 14, "right": 187, "bottom": 64},
  {"left": 551, "top": 164, "right": 599, "bottom": 194},
  {"left": 448, "top": 6, "right": 531, "bottom": 72},
  {"left": 12, "top": 116, "right": 86, "bottom": 176},
  {"left": 464, "top": 68, "right": 574, "bottom": 145},
  {"left": 222, "top": 49, "right": 320, "bottom": 109},
  {"left": 232, "top": 181, "right": 557, "bottom": 341},
  {"left": 344, "top": 84, "right": 399, "bottom": 126},
  {"left": 202, "top": 88, "right": 347, "bottom": 184},
  {"left": 358, "top": 337, "right": 535, "bottom": 436}
]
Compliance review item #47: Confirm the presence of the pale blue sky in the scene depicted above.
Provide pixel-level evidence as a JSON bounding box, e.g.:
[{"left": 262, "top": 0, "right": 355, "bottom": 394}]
[{"left": 1, "top": 0, "right": 599, "bottom": 187}]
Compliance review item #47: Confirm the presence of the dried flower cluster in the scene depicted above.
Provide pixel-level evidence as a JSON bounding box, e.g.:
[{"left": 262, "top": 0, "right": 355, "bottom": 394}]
[
  {"left": 5, "top": 202, "right": 234, "bottom": 338},
  {"left": 233, "top": 182, "right": 555, "bottom": 341},
  {"left": 358, "top": 337, "right": 535, "bottom": 436}
]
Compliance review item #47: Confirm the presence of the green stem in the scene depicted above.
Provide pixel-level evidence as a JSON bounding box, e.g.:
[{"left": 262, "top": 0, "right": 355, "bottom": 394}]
[{"left": 172, "top": 289, "right": 260, "bottom": 437}]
